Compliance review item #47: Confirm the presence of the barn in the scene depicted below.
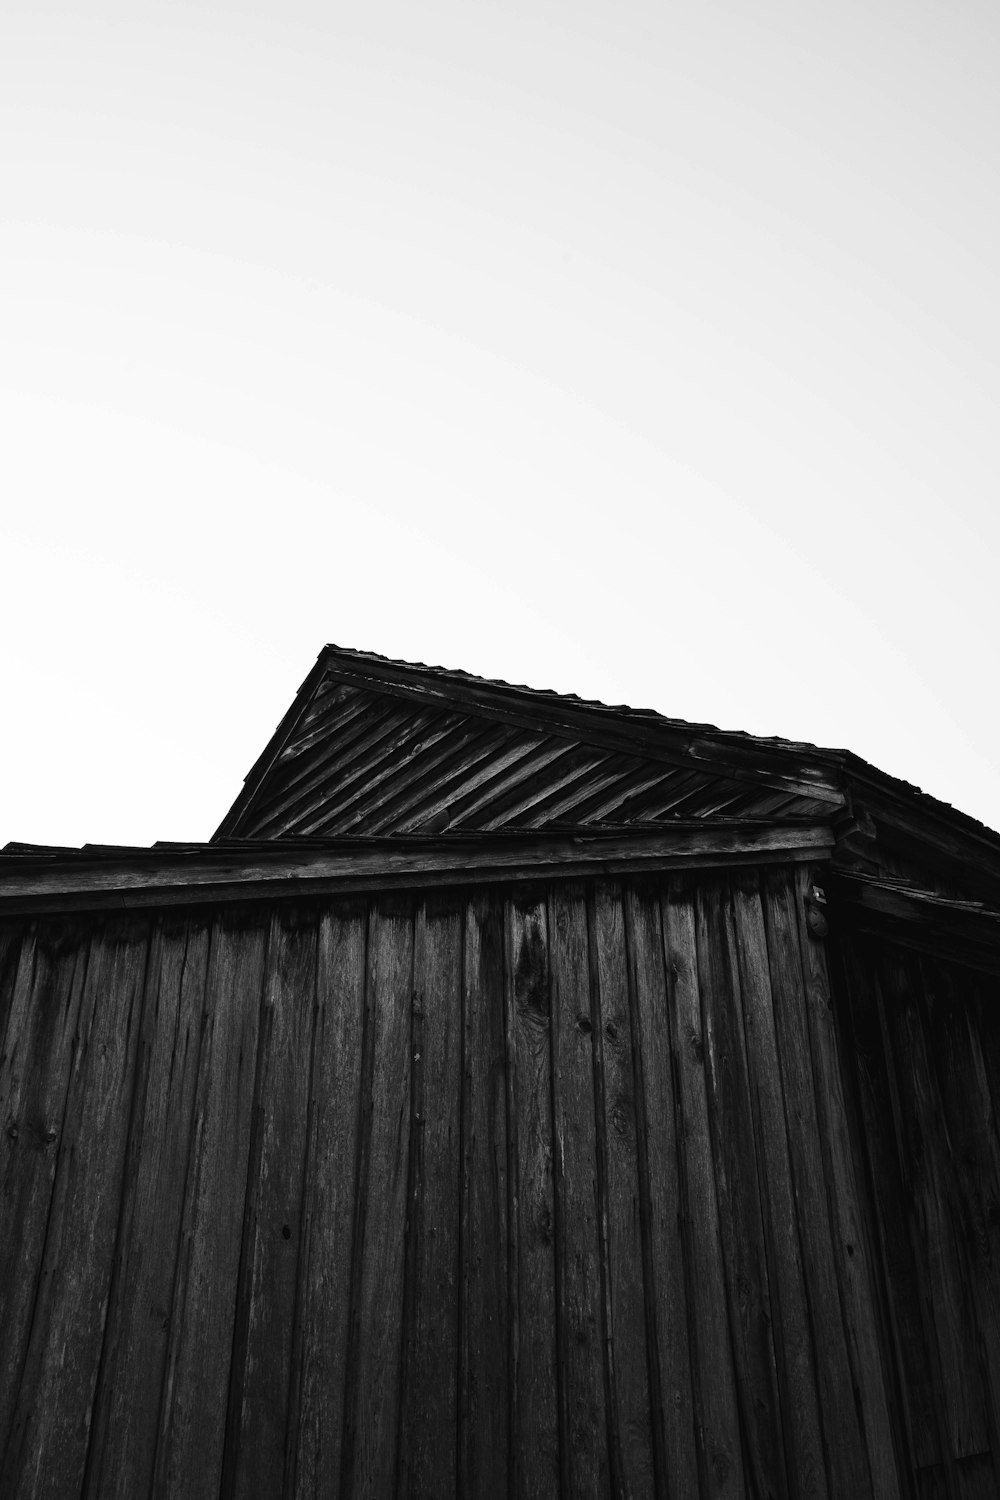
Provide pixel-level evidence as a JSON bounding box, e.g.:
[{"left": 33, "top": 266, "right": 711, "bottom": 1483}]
[{"left": 2, "top": 644, "right": 1000, "bottom": 1499}]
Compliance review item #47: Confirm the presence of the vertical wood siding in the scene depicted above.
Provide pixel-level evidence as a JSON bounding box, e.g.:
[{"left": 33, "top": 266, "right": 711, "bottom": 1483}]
[{"left": 0, "top": 868, "right": 992, "bottom": 1497}]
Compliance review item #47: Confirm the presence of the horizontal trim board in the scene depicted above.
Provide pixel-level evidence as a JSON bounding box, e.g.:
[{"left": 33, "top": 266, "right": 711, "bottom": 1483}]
[{"left": 0, "top": 826, "right": 834, "bottom": 914}]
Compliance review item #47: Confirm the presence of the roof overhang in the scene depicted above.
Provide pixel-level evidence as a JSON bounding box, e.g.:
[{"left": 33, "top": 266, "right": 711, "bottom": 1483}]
[{"left": 0, "top": 822, "right": 834, "bottom": 916}]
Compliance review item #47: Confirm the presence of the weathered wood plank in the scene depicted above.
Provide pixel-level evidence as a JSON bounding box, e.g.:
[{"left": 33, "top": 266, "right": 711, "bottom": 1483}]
[
  {"left": 660, "top": 881, "right": 744, "bottom": 1500},
  {"left": 506, "top": 890, "right": 559, "bottom": 1499},
  {"left": 0, "top": 923, "right": 88, "bottom": 1462},
  {"left": 794, "top": 868, "right": 903, "bottom": 1500},
  {"left": 695, "top": 878, "right": 788, "bottom": 1500},
  {"left": 549, "top": 882, "right": 607, "bottom": 1498},
  {"left": 153, "top": 908, "right": 268, "bottom": 1500},
  {"left": 760, "top": 868, "right": 873, "bottom": 1500},
  {"left": 287, "top": 901, "right": 368, "bottom": 1498},
  {"left": 730, "top": 875, "right": 828, "bottom": 1500},
  {"left": 340, "top": 899, "right": 414, "bottom": 1498},
  {"left": 834, "top": 931, "right": 946, "bottom": 1483},
  {"left": 225, "top": 904, "right": 320, "bottom": 1500},
  {"left": 82, "top": 916, "right": 212, "bottom": 1500},
  {"left": 877, "top": 946, "right": 990, "bottom": 1461},
  {"left": 0, "top": 922, "right": 24, "bottom": 1059},
  {"left": 459, "top": 892, "right": 509, "bottom": 1498},
  {"left": 0, "top": 823, "right": 836, "bottom": 917},
  {"left": 398, "top": 896, "right": 463, "bottom": 1498},
  {"left": 1, "top": 915, "right": 150, "bottom": 1500},
  {"left": 922, "top": 959, "right": 1000, "bottom": 1487},
  {"left": 590, "top": 881, "right": 655, "bottom": 1498},
  {"left": 626, "top": 882, "right": 699, "bottom": 1497}
]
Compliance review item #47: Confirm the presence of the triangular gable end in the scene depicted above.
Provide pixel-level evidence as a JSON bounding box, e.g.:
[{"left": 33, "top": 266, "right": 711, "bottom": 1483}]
[{"left": 214, "top": 647, "right": 844, "bottom": 840}]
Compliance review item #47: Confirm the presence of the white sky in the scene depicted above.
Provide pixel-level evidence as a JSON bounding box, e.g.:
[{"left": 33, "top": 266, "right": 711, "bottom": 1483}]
[{"left": 2, "top": 0, "right": 998, "bottom": 846}]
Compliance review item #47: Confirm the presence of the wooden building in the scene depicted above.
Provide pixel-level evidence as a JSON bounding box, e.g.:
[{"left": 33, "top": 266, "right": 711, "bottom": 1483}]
[{"left": 2, "top": 644, "right": 1000, "bottom": 1499}]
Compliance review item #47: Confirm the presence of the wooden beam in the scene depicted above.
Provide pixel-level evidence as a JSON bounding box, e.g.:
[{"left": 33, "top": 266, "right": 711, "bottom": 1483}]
[{"left": 0, "top": 826, "right": 835, "bottom": 915}]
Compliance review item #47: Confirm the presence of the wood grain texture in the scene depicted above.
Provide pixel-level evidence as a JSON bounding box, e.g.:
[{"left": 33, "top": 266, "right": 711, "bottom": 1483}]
[
  {"left": 877, "top": 946, "right": 989, "bottom": 1462},
  {"left": 921, "top": 960, "right": 1000, "bottom": 1486},
  {"left": 760, "top": 869, "right": 872, "bottom": 1500},
  {"left": 660, "top": 882, "right": 744, "bottom": 1500},
  {"left": 459, "top": 892, "right": 509, "bottom": 1499},
  {"left": 398, "top": 896, "right": 463, "bottom": 1499},
  {"left": 695, "top": 879, "right": 788, "bottom": 1500},
  {"left": 82, "top": 916, "right": 212, "bottom": 1500},
  {"left": 224, "top": 905, "right": 320, "bottom": 1500},
  {"left": 153, "top": 909, "right": 268, "bottom": 1500},
  {"left": 625, "top": 883, "right": 699, "bottom": 1498},
  {"left": 590, "top": 881, "right": 655, "bottom": 1498},
  {"left": 1, "top": 915, "right": 150, "bottom": 1500},
  {"left": 834, "top": 931, "right": 946, "bottom": 1480},
  {"left": 550, "top": 883, "right": 607, "bottom": 1499},
  {"left": 730, "top": 875, "right": 828, "bottom": 1500},
  {"left": 288, "top": 902, "right": 367, "bottom": 1498},
  {"left": 506, "top": 891, "right": 559, "bottom": 1499},
  {"left": 794, "top": 869, "right": 903, "bottom": 1500},
  {"left": 0, "top": 921, "right": 25, "bottom": 1063},
  {"left": 0, "top": 923, "right": 88, "bottom": 1460},
  {"left": 341, "top": 898, "right": 414, "bottom": 1499}
]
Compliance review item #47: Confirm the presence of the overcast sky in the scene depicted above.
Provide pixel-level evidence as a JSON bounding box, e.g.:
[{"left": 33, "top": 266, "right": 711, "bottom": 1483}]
[{"left": 2, "top": 0, "right": 998, "bottom": 846}]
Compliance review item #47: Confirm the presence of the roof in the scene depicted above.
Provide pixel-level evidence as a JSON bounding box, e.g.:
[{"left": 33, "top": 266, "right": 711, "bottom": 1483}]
[
  {"left": 3, "top": 645, "right": 999, "bottom": 950},
  {"left": 211, "top": 645, "right": 1000, "bottom": 897}
]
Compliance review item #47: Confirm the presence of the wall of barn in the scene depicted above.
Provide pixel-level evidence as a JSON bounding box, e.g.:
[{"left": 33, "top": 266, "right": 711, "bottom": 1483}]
[
  {"left": 831, "top": 931, "right": 1000, "bottom": 1499},
  {"left": 0, "top": 865, "right": 951, "bottom": 1499}
]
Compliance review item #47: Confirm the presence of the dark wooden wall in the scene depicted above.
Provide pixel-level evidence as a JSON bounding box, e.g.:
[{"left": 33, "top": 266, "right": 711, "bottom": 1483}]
[
  {"left": 0, "top": 864, "right": 987, "bottom": 1498},
  {"left": 833, "top": 932, "right": 1000, "bottom": 1500}
]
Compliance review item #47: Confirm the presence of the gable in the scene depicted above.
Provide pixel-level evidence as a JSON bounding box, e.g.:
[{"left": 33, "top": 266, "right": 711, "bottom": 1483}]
[{"left": 216, "top": 648, "right": 843, "bottom": 840}]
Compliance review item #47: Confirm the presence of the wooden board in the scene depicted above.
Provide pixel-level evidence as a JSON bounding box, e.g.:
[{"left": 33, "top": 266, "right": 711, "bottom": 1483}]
[
  {"left": 340, "top": 898, "right": 414, "bottom": 1498},
  {"left": 1, "top": 915, "right": 150, "bottom": 1500},
  {"left": 794, "top": 869, "right": 903, "bottom": 1500},
  {"left": 286, "top": 901, "right": 368, "bottom": 1497},
  {"left": 0, "top": 921, "right": 24, "bottom": 1060},
  {"left": 459, "top": 891, "right": 510, "bottom": 1498},
  {"left": 506, "top": 891, "right": 559, "bottom": 1498},
  {"left": 920, "top": 959, "right": 1000, "bottom": 1487},
  {"left": 0, "top": 922, "right": 89, "bottom": 1464},
  {"left": 224, "top": 904, "right": 320, "bottom": 1499},
  {"left": 760, "top": 868, "right": 872, "bottom": 1500},
  {"left": 660, "top": 881, "right": 744, "bottom": 1500},
  {"left": 398, "top": 896, "right": 463, "bottom": 1498},
  {"left": 730, "top": 875, "right": 828, "bottom": 1499},
  {"left": 82, "top": 916, "right": 212, "bottom": 1500},
  {"left": 877, "top": 946, "right": 989, "bottom": 1461},
  {"left": 153, "top": 909, "right": 268, "bottom": 1500},
  {"left": 695, "top": 879, "right": 787, "bottom": 1500},
  {"left": 590, "top": 881, "right": 656, "bottom": 1497},
  {"left": 625, "top": 882, "right": 699, "bottom": 1497},
  {"left": 549, "top": 882, "right": 607, "bottom": 1498}
]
